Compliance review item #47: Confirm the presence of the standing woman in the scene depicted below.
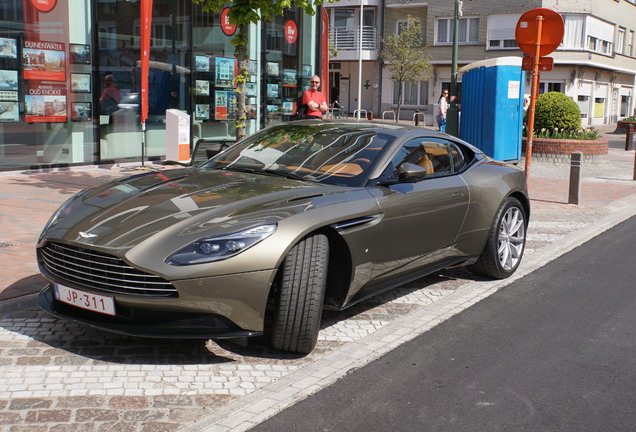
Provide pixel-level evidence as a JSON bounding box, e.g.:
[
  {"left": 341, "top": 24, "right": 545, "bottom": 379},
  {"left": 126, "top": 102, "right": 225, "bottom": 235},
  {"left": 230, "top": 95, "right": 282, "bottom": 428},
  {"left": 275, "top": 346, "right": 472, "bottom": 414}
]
[{"left": 437, "top": 89, "right": 449, "bottom": 132}]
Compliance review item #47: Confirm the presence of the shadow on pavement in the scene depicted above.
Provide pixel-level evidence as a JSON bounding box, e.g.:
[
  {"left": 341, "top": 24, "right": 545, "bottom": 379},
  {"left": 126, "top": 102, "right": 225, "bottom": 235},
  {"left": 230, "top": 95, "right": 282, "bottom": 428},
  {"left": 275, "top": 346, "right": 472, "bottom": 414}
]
[{"left": 0, "top": 274, "right": 46, "bottom": 301}]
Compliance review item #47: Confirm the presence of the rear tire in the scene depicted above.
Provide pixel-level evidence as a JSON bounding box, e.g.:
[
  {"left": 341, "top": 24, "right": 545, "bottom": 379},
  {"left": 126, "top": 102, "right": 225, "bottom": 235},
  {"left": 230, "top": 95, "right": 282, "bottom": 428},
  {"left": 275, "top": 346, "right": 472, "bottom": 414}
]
[
  {"left": 271, "top": 234, "right": 329, "bottom": 354},
  {"left": 470, "top": 197, "right": 527, "bottom": 279}
]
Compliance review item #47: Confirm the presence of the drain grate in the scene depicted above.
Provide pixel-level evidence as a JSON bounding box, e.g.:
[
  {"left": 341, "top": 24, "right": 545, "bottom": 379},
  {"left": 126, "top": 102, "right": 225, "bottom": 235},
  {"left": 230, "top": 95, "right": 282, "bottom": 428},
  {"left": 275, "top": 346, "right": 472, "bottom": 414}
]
[{"left": 0, "top": 241, "right": 18, "bottom": 248}]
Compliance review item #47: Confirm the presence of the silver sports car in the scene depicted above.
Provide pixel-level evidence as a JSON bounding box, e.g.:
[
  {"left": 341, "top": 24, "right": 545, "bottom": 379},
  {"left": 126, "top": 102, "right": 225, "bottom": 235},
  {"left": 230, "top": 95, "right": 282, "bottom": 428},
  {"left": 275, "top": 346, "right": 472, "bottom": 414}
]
[{"left": 37, "top": 121, "right": 529, "bottom": 354}]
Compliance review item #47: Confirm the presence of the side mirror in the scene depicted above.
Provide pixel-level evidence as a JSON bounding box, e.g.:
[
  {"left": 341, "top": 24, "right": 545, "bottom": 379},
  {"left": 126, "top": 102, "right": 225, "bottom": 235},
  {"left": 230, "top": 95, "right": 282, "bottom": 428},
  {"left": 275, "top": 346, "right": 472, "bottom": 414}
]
[{"left": 397, "top": 162, "right": 427, "bottom": 181}]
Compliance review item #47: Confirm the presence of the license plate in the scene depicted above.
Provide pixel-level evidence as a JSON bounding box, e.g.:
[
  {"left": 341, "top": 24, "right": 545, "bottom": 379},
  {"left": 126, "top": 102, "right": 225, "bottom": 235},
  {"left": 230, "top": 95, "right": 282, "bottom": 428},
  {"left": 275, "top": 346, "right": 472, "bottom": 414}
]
[{"left": 54, "top": 283, "right": 116, "bottom": 316}]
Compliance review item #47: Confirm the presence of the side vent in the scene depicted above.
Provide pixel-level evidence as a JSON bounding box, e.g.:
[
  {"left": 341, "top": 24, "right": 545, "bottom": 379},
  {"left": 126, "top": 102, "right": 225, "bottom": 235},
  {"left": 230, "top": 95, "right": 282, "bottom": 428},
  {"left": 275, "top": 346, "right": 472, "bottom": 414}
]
[{"left": 332, "top": 215, "right": 379, "bottom": 230}]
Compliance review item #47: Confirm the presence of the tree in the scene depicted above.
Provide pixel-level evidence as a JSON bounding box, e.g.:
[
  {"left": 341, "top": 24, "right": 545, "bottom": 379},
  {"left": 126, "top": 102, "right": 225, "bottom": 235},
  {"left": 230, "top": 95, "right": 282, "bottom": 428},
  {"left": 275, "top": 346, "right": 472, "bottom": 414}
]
[
  {"left": 380, "top": 16, "right": 432, "bottom": 122},
  {"left": 192, "top": 0, "right": 329, "bottom": 140}
]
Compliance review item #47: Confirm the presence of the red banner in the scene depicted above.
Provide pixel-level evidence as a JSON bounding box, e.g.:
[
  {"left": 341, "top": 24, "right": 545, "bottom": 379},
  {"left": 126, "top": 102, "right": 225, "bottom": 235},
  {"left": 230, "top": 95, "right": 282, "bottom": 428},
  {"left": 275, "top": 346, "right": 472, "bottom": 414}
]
[
  {"left": 140, "top": 0, "right": 153, "bottom": 124},
  {"left": 321, "top": 9, "right": 330, "bottom": 104}
]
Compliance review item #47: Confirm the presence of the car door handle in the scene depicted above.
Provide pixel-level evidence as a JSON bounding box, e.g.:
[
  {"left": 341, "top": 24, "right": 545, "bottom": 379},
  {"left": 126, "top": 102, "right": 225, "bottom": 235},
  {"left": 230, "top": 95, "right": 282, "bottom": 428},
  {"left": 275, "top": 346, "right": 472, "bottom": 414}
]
[{"left": 451, "top": 192, "right": 464, "bottom": 198}]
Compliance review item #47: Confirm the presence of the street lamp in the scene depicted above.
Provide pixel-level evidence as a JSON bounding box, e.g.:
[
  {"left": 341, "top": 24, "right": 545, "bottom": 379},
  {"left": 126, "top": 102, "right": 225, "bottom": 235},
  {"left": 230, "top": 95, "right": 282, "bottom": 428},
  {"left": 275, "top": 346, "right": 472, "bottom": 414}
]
[{"left": 446, "top": 0, "right": 461, "bottom": 137}]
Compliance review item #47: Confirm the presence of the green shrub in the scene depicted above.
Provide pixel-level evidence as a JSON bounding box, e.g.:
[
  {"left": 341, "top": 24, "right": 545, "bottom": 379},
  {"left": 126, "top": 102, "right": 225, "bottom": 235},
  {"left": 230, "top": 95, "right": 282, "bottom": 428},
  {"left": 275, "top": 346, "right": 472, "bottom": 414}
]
[{"left": 531, "top": 91, "right": 582, "bottom": 131}]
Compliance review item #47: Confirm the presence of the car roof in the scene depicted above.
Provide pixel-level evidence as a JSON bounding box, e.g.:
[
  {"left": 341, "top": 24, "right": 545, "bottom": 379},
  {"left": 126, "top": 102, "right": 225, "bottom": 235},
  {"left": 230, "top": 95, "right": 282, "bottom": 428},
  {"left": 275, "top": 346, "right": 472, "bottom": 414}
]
[{"left": 283, "top": 119, "right": 481, "bottom": 151}]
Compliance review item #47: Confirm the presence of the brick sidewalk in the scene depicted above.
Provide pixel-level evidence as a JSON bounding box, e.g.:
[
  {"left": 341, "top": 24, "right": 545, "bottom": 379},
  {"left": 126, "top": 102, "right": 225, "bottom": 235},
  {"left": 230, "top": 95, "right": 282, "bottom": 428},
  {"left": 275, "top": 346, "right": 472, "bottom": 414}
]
[{"left": 0, "top": 168, "right": 128, "bottom": 302}]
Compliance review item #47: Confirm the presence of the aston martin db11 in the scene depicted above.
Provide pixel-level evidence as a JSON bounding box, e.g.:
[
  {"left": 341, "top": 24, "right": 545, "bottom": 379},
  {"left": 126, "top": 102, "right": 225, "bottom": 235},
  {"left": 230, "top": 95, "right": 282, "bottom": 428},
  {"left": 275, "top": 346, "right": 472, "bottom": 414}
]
[{"left": 37, "top": 120, "right": 529, "bottom": 353}]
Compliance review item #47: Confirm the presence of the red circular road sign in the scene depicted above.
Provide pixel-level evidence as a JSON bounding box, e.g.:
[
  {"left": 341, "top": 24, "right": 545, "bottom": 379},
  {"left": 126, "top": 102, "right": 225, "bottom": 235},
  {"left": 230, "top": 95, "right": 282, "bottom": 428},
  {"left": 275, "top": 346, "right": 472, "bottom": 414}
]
[
  {"left": 29, "top": 0, "right": 57, "bottom": 13},
  {"left": 515, "top": 8, "right": 564, "bottom": 57}
]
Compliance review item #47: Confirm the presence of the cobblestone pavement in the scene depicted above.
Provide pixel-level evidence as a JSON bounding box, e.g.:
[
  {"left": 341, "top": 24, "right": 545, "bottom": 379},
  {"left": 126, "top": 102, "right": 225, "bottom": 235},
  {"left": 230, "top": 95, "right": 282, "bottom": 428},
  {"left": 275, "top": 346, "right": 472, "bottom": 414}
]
[{"left": 1, "top": 129, "right": 635, "bottom": 431}]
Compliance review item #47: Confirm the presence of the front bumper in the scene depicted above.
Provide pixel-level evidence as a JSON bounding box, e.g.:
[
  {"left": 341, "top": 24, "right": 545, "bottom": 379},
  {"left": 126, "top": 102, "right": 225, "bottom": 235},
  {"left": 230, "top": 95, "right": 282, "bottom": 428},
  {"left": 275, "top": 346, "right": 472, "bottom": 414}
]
[{"left": 38, "top": 285, "right": 264, "bottom": 339}]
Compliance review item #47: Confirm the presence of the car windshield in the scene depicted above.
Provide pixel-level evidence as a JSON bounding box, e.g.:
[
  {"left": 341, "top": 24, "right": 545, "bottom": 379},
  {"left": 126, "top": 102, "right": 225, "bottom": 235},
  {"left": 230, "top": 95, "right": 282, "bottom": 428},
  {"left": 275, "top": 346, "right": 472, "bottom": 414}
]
[{"left": 202, "top": 123, "right": 396, "bottom": 187}]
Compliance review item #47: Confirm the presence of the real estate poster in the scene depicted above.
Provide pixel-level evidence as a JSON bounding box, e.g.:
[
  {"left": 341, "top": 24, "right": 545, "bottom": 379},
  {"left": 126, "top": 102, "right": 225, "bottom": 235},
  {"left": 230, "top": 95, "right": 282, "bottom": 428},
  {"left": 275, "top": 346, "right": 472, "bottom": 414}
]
[
  {"left": 282, "top": 101, "right": 295, "bottom": 115},
  {"left": 0, "top": 37, "right": 17, "bottom": 59},
  {"left": 23, "top": 40, "right": 66, "bottom": 81},
  {"left": 214, "top": 90, "right": 228, "bottom": 119},
  {"left": 227, "top": 91, "right": 237, "bottom": 119},
  {"left": 214, "top": 90, "right": 237, "bottom": 119},
  {"left": 215, "top": 57, "right": 235, "bottom": 88},
  {"left": 283, "top": 69, "right": 297, "bottom": 87},
  {"left": 0, "top": 70, "right": 18, "bottom": 101},
  {"left": 25, "top": 83, "right": 67, "bottom": 122},
  {"left": 0, "top": 102, "right": 19, "bottom": 122}
]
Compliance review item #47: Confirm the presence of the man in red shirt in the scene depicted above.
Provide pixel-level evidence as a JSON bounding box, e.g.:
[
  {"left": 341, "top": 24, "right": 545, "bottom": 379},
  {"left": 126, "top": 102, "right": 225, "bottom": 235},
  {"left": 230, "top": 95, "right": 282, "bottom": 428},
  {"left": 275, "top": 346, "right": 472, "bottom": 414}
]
[{"left": 301, "top": 75, "right": 329, "bottom": 118}]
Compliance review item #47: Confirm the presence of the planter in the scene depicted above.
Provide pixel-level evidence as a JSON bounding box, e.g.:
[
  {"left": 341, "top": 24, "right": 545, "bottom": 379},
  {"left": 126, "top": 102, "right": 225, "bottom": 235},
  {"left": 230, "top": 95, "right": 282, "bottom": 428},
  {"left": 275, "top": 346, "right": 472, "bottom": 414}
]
[
  {"left": 617, "top": 120, "right": 636, "bottom": 132},
  {"left": 521, "top": 137, "right": 609, "bottom": 163}
]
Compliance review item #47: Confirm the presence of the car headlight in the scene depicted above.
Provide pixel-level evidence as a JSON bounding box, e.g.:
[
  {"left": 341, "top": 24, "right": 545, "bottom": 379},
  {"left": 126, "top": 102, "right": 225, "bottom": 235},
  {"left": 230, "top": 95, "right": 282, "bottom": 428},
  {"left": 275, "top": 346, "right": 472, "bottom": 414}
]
[{"left": 166, "top": 224, "right": 277, "bottom": 265}]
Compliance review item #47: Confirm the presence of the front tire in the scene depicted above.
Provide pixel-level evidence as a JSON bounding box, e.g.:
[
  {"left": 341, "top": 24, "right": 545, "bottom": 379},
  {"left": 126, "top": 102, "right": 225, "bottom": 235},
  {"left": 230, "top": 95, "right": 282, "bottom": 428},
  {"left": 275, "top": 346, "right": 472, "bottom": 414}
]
[
  {"left": 470, "top": 197, "right": 527, "bottom": 279},
  {"left": 271, "top": 234, "right": 329, "bottom": 354}
]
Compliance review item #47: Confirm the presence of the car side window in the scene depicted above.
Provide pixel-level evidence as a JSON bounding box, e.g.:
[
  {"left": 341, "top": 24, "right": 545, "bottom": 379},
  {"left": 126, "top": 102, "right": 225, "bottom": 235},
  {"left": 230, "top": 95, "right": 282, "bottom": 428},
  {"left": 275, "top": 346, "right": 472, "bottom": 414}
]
[
  {"left": 390, "top": 139, "right": 432, "bottom": 177},
  {"left": 388, "top": 138, "right": 474, "bottom": 181},
  {"left": 449, "top": 142, "right": 467, "bottom": 172},
  {"left": 421, "top": 141, "right": 452, "bottom": 176}
]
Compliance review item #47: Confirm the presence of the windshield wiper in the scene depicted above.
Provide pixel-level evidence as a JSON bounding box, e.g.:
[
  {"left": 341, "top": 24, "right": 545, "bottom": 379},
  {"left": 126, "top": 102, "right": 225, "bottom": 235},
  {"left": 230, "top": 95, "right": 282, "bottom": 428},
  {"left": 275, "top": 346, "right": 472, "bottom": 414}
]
[
  {"left": 255, "top": 169, "right": 306, "bottom": 181},
  {"left": 222, "top": 167, "right": 306, "bottom": 181}
]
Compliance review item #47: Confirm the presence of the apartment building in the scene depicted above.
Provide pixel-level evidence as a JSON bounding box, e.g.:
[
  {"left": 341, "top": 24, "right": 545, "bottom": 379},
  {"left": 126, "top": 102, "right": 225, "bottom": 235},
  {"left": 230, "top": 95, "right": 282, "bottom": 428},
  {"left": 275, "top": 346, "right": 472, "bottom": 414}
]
[{"left": 327, "top": 0, "right": 636, "bottom": 125}]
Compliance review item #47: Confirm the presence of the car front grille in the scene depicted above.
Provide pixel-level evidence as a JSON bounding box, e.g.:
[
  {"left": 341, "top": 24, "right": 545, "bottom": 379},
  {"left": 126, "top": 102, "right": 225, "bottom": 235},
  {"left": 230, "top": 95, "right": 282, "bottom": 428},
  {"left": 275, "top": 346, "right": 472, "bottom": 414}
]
[{"left": 39, "top": 242, "right": 177, "bottom": 297}]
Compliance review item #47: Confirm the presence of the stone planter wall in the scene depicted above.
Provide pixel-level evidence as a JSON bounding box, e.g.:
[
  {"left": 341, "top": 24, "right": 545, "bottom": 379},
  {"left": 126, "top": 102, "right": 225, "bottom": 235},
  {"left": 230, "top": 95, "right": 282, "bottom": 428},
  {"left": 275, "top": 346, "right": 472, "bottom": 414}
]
[
  {"left": 617, "top": 120, "right": 636, "bottom": 131},
  {"left": 521, "top": 137, "right": 609, "bottom": 163}
]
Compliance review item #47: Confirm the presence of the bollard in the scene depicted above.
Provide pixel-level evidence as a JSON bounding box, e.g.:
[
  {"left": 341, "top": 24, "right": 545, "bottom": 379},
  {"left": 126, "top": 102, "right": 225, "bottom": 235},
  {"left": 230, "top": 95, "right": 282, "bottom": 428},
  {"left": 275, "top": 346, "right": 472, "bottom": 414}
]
[
  {"left": 625, "top": 124, "right": 634, "bottom": 151},
  {"left": 633, "top": 145, "right": 636, "bottom": 181},
  {"left": 414, "top": 110, "right": 420, "bottom": 126},
  {"left": 568, "top": 151, "right": 582, "bottom": 205}
]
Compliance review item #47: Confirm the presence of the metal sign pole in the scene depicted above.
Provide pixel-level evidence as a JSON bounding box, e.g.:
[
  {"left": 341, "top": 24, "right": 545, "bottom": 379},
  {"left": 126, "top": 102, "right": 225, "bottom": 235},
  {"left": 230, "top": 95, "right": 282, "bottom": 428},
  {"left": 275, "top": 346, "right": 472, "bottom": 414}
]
[{"left": 523, "top": 15, "right": 544, "bottom": 180}]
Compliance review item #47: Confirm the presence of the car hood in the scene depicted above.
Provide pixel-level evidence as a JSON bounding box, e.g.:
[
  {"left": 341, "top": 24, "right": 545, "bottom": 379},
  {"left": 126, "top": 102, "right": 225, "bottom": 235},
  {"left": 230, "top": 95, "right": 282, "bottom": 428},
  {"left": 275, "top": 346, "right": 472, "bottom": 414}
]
[{"left": 40, "top": 167, "right": 364, "bottom": 250}]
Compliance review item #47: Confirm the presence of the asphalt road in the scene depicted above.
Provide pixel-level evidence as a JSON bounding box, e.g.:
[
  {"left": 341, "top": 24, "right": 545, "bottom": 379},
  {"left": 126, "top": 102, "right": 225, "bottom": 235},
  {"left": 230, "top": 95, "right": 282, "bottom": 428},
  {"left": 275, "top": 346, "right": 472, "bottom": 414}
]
[{"left": 248, "top": 216, "right": 636, "bottom": 432}]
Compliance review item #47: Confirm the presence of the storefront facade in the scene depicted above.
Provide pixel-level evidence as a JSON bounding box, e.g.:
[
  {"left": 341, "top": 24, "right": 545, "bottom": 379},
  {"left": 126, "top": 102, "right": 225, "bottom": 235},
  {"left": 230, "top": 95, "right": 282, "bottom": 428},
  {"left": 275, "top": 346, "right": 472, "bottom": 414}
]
[{"left": 0, "top": 0, "right": 324, "bottom": 171}]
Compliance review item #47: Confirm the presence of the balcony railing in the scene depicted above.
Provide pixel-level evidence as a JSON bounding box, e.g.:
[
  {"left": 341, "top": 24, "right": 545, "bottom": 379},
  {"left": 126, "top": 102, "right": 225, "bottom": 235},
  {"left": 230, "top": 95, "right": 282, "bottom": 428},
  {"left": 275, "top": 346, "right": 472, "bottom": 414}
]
[{"left": 330, "top": 25, "right": 378, "bottom": 51}]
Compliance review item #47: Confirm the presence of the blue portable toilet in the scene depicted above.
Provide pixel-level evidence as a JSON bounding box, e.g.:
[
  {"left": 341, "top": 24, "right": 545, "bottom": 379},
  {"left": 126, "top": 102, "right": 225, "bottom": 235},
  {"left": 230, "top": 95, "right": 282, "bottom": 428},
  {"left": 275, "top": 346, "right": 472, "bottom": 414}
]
[{"left": 459, "top": 57, "right": 524, "bottom": 161}]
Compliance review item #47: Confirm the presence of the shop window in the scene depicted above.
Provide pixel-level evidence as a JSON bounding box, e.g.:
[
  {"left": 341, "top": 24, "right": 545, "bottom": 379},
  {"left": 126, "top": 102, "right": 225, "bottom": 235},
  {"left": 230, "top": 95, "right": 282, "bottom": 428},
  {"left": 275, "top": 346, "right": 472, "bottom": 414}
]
[
  {"left": 262, "top": 9, "right": 312, "bottom": 128},
  {"left": 96, "top": 0, "right": 190, "bottom": 160}
]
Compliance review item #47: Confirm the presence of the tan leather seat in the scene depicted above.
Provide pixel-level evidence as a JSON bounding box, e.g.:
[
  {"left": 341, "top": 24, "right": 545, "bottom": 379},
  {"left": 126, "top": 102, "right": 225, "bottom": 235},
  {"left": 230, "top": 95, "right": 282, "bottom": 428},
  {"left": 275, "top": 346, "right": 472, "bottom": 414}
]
[{"left": 417, "top": 154, "right": 434, "bottom": 174}]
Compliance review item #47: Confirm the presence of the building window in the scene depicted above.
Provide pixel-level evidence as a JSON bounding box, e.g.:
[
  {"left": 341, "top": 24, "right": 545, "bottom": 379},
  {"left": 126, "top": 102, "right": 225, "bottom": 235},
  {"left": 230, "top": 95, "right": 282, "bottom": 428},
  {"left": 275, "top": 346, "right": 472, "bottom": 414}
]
[
  {"left": 393, "top": 81, "right": 429, "bottom": 106},
  {"left": 487, "top": 14, "right": 519, "bottom": 50},
  {"left": 617, "top": 27, "right": 626, "bottom": 54},
  {"left": 436, "top": 17, "right": 478, "bottom": 44},
  {"left": 561, "top": 14, "right": 585, "bottom": 49},
  {"left": 538, "top": 83, "right": 562, "bottom": 94},
  {"left": 621, "top": 95, "right": 631, "bottom": 117},
  {"left": 629, "top": 31, "right": 635, "bottom": 57},
  {"left": 397, "top": 20, "right": 408, "bottom": 35},
  {"left": 585, "top": 16, "right": 614, "bottom": 55}
]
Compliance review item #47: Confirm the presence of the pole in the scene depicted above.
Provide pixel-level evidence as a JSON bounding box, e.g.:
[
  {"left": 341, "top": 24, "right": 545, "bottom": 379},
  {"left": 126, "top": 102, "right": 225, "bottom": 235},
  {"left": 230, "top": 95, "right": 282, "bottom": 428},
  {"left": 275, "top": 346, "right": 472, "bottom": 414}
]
[
  {"left": 140, "top": 0, "right": 153, "bottom": 167},
  {"left": 446, "top": 0, "right": 460, "bottom": 136},
  {"left": 357, "top": 1, "right": 363, "bottom": 121},
  {"left": 141, "top": 122, "right": 146, "bottom": 167},
  {"left": 524, "top": 15, "right": 544, "bottom": 180}
]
